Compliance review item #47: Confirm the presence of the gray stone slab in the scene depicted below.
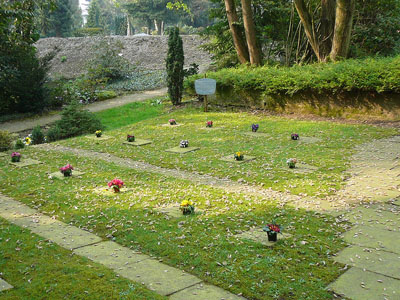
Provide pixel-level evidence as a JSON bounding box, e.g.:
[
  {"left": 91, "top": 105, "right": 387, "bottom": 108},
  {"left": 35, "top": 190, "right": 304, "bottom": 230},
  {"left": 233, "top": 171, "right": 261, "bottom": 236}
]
[
  {"left": 74, "top": 241, "right": 149, "bottom": 268},
  {"left": 85, "top": 135, "right": 112, "bottom": 141},
  {"left": 165, "top": 146, "right": 200, "bottom": 154},
  {"left": 343, "top": 207, "right": 400, "bottom": 231},
  {"left": 0, "top": 278, "right": 13, "bottom": 292},
  {"left": 170, "top": 283, "right": 245, "bottom": 300},
  {"left": 49, "top": 171, "right": 85, "bottom": 180},
  {"left": 117, "top": 258, "right": 202, "bottom": 296},
  {"left": 0, "top": 196, "right": 37, "bottom": 220},
  {"left": 334, "top": 245, "right": 400, "bottom": 279},
  {"left": 11, "top": 215, "right": 102, "bottom": 250},
  {"left": 220, "top": 155, "right": 256, "bottom": 163},
  {"left": 235, "top": 228, "right": 291, "bottom": 246},
  {"left": 10, "top": 158, "right": 42, "bottom": 167},
  {"left": 328, "top": 267, "right": 400, "bottom": 300},
  {"left": 343, "top": 225, "right": 400, "bottom": 254},
  {"left": 122, "top": 139, "right": 152, "bottom": 146}
]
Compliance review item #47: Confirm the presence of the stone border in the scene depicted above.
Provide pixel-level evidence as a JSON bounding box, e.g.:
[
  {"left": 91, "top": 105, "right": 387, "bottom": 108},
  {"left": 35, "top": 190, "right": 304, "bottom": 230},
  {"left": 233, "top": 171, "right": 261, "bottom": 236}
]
[{"left": 165, "top": 146, "right": 200, "bottom": 154}]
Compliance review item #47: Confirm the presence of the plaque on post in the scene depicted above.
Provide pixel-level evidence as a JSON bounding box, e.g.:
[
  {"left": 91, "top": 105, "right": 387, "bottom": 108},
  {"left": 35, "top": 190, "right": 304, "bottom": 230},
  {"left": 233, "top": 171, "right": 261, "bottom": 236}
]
[{"left": 195, "top": 78, "right": 216, "bottom": 112}]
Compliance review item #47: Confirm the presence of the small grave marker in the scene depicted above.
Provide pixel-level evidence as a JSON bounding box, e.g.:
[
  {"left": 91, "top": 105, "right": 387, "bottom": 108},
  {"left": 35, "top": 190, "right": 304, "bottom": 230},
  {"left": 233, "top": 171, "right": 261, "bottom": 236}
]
[
  {"left": 220, "top": 155, "right": 256, "bottom": 163},
  {"left": 49, "top": 171, "right": 85, "bottom": 180},
  {"left": 123, "top": 139, "right": 152, "bottom": 146},
  {"left": 165, "top": 146, "right": 200, "bottom": 154},
  {"left": 195, "top": 78, "right": 216, "bottom": 112},
  {"left": 235, "top": 228, "right": 291, "bottom": 246},
  {"left": 10, "top": 158, "right": 42, "bottom": 167}
]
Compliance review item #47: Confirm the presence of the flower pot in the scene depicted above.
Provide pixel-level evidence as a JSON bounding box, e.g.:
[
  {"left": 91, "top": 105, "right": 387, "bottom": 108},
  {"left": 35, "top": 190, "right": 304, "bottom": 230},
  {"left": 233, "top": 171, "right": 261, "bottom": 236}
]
[
  {"left": 63, "top": 170, "right": 72, "bottom": 177},
  {"left": 96, "top": 134, "right": 102, "bottom": 138},
  {"left": 267, "top": 232, "right": 277, "bottom": 242},
  {"left": 127, "top": 137, "right": 135, "bottom": 142},
  {"left": 113, "top": 187, "right": 120, "bottom": 193},
  {"left": 182, "top": 208, "right": 193, "bottom": 215},
  {"left": 288, "top": 164, "right": 296, "bottom": 169},
  {"left": 11, "top": 157, "right": 21, "bottom": 162}
]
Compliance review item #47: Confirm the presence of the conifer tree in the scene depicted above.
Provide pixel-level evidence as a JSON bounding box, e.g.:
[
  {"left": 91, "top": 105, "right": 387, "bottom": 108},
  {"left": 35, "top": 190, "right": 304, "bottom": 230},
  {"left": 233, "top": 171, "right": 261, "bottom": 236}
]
[
  {"left": 87, "top": 0, "right": 102, "bottom": 28},
  {"left": 166, "top": 27, "right": 184, "bottom": 105}
]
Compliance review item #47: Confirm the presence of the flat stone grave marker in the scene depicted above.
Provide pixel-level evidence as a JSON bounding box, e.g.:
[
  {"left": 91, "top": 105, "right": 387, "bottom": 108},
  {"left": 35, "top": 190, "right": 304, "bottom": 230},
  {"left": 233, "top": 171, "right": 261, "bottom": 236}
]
[
  {"left": 161, "top": 123, "right": 184, "bottom": 127},
  {"left": 293, "top": 136, "right": 322, "bottom": 144},
  {"left": 235, "top": 227, "right": 291, "bottom": 246},
  {"left": 220, "top": 155, "right": 256, "bottom": 163},
  {"left": 243, "top": 132, "right": 271, "bottom": 138},
  {"left": 154, "top": 205, "right": 202, "bottom": 218},
  {"left": 287, "top": 162, "right": 318, "bottom": 174},
  {"left": 328, "top": 267, "right": 400, "bottom": 300},
  {"left": 10, "top": 158, "right": 42, "bottom": 167},
  {"left": 93, "top": 187, "right": 131, "bottom": 196},
  {"left": 0, "top": 278, "right": 13, "bottom": 292},
  {"left": 165, "top": 146, "right": 200, "bottom": 154},
  {"left": 122, "top": 139, "right": 152, "bottom": 146},
  {"left": 85, "top": 135, "right": 112, "bottom": 141},
  {"left": 49, "top": 170, "right": 85, "bottom": 180},
  {"left": 0, "top": 152, "right": 8, "bottom": 157}
]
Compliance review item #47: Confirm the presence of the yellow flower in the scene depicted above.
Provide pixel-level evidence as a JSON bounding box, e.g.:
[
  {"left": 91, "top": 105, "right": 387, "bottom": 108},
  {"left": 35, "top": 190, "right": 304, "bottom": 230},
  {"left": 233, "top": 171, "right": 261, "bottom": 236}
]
[
  {"left": 180, "top": 200, "right": 193, "bottom": 207},
  {"left": 24, "top": 137, "right": 32, "bottom": 145},
  {"left": 95, "top": 130, "right": 102, "bottom": 134}
]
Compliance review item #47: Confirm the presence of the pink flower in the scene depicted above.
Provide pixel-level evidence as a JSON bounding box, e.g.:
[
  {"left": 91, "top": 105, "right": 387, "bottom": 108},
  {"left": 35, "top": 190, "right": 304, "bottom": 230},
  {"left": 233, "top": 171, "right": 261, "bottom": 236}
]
[
  {"left": 108, "top": 178, "right": 124, "bottom": 188},
  {"left": 11, "top": 152, "right": 21, "bottom": 157}
]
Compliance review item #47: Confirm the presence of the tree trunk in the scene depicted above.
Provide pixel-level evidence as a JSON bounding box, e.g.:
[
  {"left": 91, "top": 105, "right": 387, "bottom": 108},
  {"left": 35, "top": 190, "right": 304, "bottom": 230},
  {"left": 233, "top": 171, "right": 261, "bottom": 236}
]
[
  {"left": 294, "top": 0, "right": 321, "bottom": 61},
  {"left": 240, "top": 0, "right": 262, "bottom": 65},
  {"left": 161, "top": 21, "right": 164, "bottom": 36},
  {"left": 154, "top": 19, "right": 162, "bottom": 35},
  {"left": 330, "top": 0, "right": 355, "bottom": 61},
  {"left": 319, "top": 0, "right": 335, "bottom": 60},
  {"left": 224, "top": 0, "right": 250, "bottom": 64}
]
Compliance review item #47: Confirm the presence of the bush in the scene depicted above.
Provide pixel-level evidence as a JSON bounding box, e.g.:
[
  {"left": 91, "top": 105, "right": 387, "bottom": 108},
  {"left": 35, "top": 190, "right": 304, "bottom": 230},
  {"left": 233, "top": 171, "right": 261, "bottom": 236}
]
[
  {"left": 166, "top": 27, "right": 184, "bottom": 105},
  {"left": 96, "top": 90, "right": 117, "bottom": 101},
  {"left": 14, "top": 139, "right": 25, "bottom": 150},
  {"left": 31, "top": 126, "right": 45, "bottom": 145},
  {"left": 73, "top": 27, "right": 104, "bottom": 37},
  {"left": 47, "top": 101, "right": 104, "bottom": 141},
  {"left": 185, "top": 56, "right": 400, "bottom": 96},
  {"left": 0, "top": 130, "right": 13, "bottom": 151}
]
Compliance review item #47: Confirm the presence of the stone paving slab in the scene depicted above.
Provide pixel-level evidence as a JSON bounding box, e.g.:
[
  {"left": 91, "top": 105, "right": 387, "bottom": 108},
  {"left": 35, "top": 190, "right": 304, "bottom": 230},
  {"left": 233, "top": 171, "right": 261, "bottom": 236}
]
[
  {"left": 74, "top": 241, "right": 149, "bottom": 268},
  {"left": 334, "top": 245, "right": 400, "bottom": 279},
  {"left": 0, "top": 196, "right": 37, "bottom": 220},
  {"left": 11, "top": 215, "right": 102, "bottom": 249},
  {"left": 235, "top": 228, "right": 291, "bottom": 246},
  {"left": 10, "top": 158, "right": 42, "bottom": 167},
  {"left": 0, "top": 278, "right": 13, "bottom": 292},
  {"left": 343, "top": 207, "right": 400, "bottom": 231},
  {"left": 165, "top": 146, "right": 200, "bottom": 154},
  {"left": 49, "top": 171, "right": 85, "bottom": 179},
  {"left": 328, "top": 267, "right": 400, "bottom": 300},
  {"left": 117, "top": 258, "right": 202, "bottom": 296},
  {"left": 122, "top": 139, "right": 152, "bottom": 146},
  {"left": 344, "top": 225, "right": 400, "bottom": 253},
  {"left": 220, "top": 155, "right": 256, "bottom": 163},
  {"left": 169, "top": 283, "right": 245, "bottom": 300},
  {"left": 85, "top": 135, "right": 112, "bottom": 141}
]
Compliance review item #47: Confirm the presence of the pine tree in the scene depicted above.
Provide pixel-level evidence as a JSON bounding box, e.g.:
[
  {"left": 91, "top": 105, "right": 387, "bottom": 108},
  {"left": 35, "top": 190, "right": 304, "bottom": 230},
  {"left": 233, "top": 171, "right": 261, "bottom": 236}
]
[
  {"left": 166, "top": 27, "right": 184, "bottom": 105},
  {"left": 87, "top": 0, "right": 102, "bottom": 28},
  {"left": 51, "top": 0, "right": 74, "bottom": 37}
]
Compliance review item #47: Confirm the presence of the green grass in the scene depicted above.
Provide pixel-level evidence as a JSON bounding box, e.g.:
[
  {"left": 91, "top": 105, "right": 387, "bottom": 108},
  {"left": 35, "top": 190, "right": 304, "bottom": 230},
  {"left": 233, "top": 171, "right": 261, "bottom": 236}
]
[
  {"left": 94, "top": 99, "right": 165, "bottom": 130},
  {"left": 0, "top": 147, "right": 348, "bottom": 300},
  {"left": 59, "top": 103, "right": 396, "bottom": 197},
  {"left": 0, "top": 218, "right": 166, "bottom": 300}
]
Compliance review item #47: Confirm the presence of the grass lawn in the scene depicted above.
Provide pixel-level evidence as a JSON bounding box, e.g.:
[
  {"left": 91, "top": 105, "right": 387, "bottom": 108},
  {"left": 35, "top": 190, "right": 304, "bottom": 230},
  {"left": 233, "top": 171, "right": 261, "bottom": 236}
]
[
  {"left": 0, "top": 218, "right": 166, "bottom": 300},
  {"left": 0, "top": 147, "right": 349, "bottom": 300},
  {"left": 60, "top": 102, "right": 397, "bottom": 197}
]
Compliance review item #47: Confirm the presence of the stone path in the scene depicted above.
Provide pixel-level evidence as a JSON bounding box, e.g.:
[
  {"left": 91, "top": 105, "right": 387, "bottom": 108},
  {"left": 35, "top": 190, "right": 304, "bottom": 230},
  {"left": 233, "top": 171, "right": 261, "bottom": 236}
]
[
  {"left": 329, "top": 199, "right": 400, "bottom": 299},
  {"left": 0, "top": 88, "right": 167, "bottom": 133},
  {"left": 0, "top": 194, "right": 244, "bottom": 300}
]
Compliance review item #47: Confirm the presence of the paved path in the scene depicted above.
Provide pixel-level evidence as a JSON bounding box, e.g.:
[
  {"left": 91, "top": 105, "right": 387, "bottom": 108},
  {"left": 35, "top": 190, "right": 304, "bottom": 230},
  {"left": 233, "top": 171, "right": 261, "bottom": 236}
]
[
  {"left": 0, "top": 88, "right": 167, "bottom": 133},
  {"left": 0, "top": 194, "right": 244, "bottom": 300}
]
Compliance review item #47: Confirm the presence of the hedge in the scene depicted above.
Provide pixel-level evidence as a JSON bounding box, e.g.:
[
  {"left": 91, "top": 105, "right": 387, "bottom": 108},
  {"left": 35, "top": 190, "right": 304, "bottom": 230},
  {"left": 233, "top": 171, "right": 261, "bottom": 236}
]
[{"left": 185, "top": 56, "right": 400, "bottom": 96}]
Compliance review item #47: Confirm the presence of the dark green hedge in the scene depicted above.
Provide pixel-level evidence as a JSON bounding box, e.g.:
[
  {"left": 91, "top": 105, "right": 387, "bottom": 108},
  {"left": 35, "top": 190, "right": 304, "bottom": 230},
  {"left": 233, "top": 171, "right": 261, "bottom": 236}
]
[{"left": 185, "top": 56, "right": 400, "bottom": 96}]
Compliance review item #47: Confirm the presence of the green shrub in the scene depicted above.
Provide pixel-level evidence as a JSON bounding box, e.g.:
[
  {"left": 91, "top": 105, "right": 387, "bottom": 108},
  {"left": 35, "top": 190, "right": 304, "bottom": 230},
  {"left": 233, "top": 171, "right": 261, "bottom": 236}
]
[
  {"left": 96, "top": 90, "right": 117, "bottom": 101},
  {"left": 0, "top": 130, "right": 13, "bottom": 151},
  {"left": 61, "top": 56, "right": 67, "bottom": 63},
  {"left": 73, "top": 27, "right": 104, "bottom": 37},
  {"left": 185, "top": 56, "right": 400, "bottom": 96},
  {"left": 14, "top": 139, "right": 25, "bottom": 150},
  {"left": 47, "top": 102, "right": 104, "bottom": 141},
  {"left": 166, "top": 27, "right": 184, "bottom": 105},
  {"left": 31, "top": 126, "right": 45, "bottom": 145}
]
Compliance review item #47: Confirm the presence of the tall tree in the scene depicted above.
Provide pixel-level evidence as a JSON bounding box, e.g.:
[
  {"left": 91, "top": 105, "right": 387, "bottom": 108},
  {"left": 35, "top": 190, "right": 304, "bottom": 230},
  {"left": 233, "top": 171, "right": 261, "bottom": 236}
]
[
  {"left": 240, "top": 0, "right": 261, "bottom": 65},
  {"left": 87, "top": 0, "right": 102, "bottom": 28},
  {"left": 50, "top": 0, "right": 73, "bottom": 37},
  {"left": 166, "top": 27, "right": 184, "bottom": 105}
]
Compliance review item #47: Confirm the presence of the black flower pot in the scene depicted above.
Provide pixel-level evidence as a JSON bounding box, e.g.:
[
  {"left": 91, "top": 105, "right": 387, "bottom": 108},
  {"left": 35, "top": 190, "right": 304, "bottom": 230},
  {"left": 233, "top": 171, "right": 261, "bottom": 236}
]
[
  {"left": 267, "top": 232, "right": 277, "bottom": 242},
  {"left": 63, "top": 171, "right": 72, "bottom": 177}
]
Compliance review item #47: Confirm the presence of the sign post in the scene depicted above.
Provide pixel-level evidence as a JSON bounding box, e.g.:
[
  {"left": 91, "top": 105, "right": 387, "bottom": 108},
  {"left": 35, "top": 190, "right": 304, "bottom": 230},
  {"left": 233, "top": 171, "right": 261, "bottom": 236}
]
[{"left": 195, "top": 78, "right": 216, "bottom": 112}]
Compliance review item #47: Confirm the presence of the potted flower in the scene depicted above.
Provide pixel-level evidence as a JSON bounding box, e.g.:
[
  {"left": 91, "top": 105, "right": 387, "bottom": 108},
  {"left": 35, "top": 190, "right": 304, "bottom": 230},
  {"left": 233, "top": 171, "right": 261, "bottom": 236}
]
[
  {"left": 180, "top": 200, "right": 195, "bottom": 215},
  {"left": 11, "top": 152, "right": 21, "bottom": 162},
  {"left": 263, "top": 221, "right": 282, "bottom": 242},
  {"left": 252, "top": 124, "right": 259, "bottom": 132},
  {"left": 291, "top": 133, "right": 299, "bottom": 140},
  {"left": 95, "top": 130, "right": 102, "bottom": 138},
  {"left": 169, "top": 119, "right": 177, "bottom": 125},
  {"left": 108, "top": 178, "right": 124, "bottom": 193},
  {"left": 60, "top": 164, "right": 74, "bottom": 177},
  {"left": 24, "top": 135, "right": 32, "bottom": 146},
  {"left": 127, "top": 134, "right": 135, "bottom": 142},
  {"left": 180, "top": 140, "right": 189, "bottom": 148},
  {"left": 206, "top": 121, "right": 213, "bottom": 128},
  {"left": 234, "top": 152, "right": 244, "bottom": 161},
  {"left": 287, "top": 158, "right": 297, "bottom": 168}
]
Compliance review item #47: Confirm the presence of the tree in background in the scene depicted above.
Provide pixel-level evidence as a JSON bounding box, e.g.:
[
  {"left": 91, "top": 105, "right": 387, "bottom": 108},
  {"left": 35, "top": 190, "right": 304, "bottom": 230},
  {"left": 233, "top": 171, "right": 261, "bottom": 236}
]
[
  {"left": 87, "top": 0, "right": 102, "bottom": 28},
  {"left": 50, "top": 0, "right": 73, "bottom": 37},
  {"left": 166, "top": 27, "right": 184, "bottom": 105}
]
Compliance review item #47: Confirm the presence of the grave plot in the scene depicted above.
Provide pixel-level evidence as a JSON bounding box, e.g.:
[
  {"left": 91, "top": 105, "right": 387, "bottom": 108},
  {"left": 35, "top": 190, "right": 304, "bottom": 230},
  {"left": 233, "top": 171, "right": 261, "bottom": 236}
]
[
  {"left": 220, "top": 154, "right": 256, "bottom": 163},
  {"left": 165, "top": 146, "right": 200, "bottom": 154},
  {"left": 123, "top": 139, "right": 152, "bottom": 146},
  {"left": 85, "top": 135, "right": 112, "bottom": 141},
  {"left": 154, "top": 204, "right": 202, "bottom": 218},
  {"left": 10, "top": 158, "right": 42, "bottom": 167},
  {"left": 235, "top": 227, "right": 291, "bottom": 246},
  {"left": 48, "top": 170, "right": 85, "bottom": 179}
]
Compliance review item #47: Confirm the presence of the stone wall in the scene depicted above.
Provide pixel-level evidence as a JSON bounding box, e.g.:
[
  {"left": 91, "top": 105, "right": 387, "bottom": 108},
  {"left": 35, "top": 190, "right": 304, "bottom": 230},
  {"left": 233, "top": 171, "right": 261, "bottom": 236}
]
[{"left": 35, "top": 35, "right": 213, "bottom": 79}]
